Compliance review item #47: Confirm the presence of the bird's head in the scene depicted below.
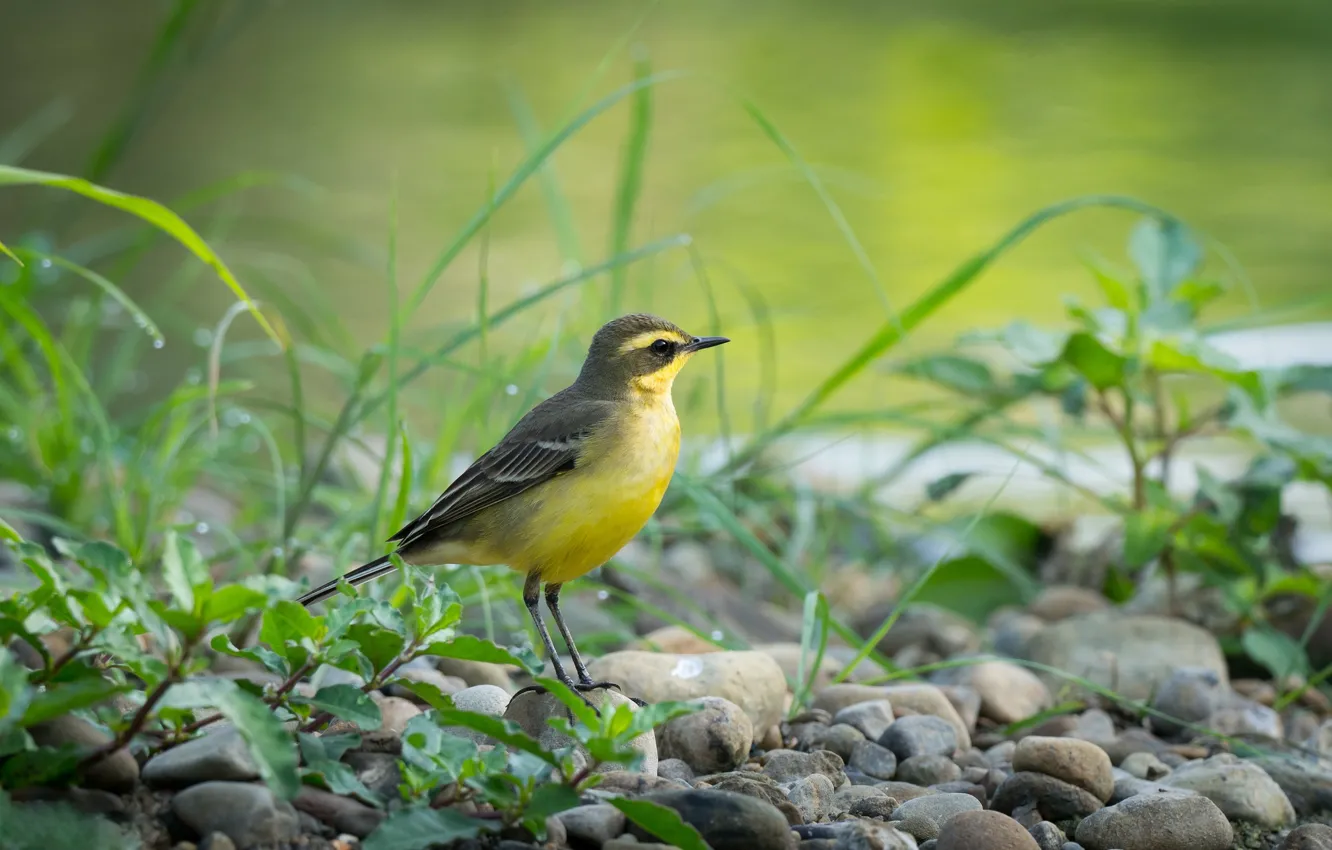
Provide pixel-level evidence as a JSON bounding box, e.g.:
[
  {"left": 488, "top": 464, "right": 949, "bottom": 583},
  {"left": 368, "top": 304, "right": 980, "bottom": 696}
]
[{"left": 577, "top": 313, "right": 729, "bottom": 397}]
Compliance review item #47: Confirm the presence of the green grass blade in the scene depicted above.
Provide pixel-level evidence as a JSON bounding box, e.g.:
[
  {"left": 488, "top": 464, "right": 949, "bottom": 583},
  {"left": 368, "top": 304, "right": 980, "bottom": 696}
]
[
  {"left": 607, "top": 47, "right": 654, "bottom": 316},
  {"left": 20, "top": 249, "right": 163, "bottom": 346},
  {"left": 504, "top": 83, "right": 582, "bottom": 265},
  {"left": 405, "top": 70, "right": 688, "bottom": 315},
  {"left": 0, "top": 164, "right": 284, "bottom": 347},
  {"left": 724, "top": 195, "right": 1181, "bottom": 472}
]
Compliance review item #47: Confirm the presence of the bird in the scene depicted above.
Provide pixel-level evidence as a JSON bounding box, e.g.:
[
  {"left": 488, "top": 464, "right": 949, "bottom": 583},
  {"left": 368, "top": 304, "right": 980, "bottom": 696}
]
[{"left": 298, "top": 313, "right": 728, "bottom": 697}]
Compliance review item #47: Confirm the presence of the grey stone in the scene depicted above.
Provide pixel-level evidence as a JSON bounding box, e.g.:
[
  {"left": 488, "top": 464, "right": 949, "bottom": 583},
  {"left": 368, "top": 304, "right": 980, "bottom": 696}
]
[
  {"left": 1149, "top": 667, "right": 1227, "bottom": 737},
  {"left": 813, "top": 684, "right": 893, "bottom": 716},
  {"left": 658, "top": 696, "right": 753, "bottom": 774},
  {"left": 932, "top": 659, "right": 1052, "bottom": 725},
  {"left": 432, "top": 656, "right": 514, "bottom": 690},
  {"left": 991, "top": 772, "right": 1103, "bottom": 821},
  {"left": 554, "top": 803, "right": 626, "bottom": 846},
  {"left": 848, "top": 795, "right": 898, "bottom": 819},
  {"left": 763, "top": 749, "right": 846, "bottom": 785},
  {"left": 292, "top": 787, "right": 384, "bottom": 837},
  {"left": 199, "top": 833, "right": 237, "bottom": 850},
  {"left": 830, "top": 819, "right": 919, "bottom": 850},
  {"left": 849, "top": 739, "right": 898, "bottom": 780},
  {"left": 143, "top": 727, "right": 259, "bottom": 786},
  {"left": 786, "top": 773, "right": 836, "bottom": 823},
  {"left": 1164, "top": 754, "right": 1294, "bottom": 827},
  {"left": 880, "top": 685, "right": 973, "bottom": 751},
  {"left": 171, "top": 781, "right": 300, "bottom": 848},
  {"left": 632, "top": 789, "right": 797, "bottom": 850},
  {"left": 834, "top": 700, "right": 896, "bottom": 741},
  {"left": 834, "top": 784, "right": 890, "bottom": 810},
  {"left": 812, "top": 724, "right": 866, "bottom": 762},
  {"left": 895, "top": 754, "right": 960, "bottom": 787},
  {"left": 1251, "top": 755, "right": 1332, "bottom": 816},
  {"left": 1073, "top": 791, "right": 1232, "bottom": 850},
  {"left": 1025, "top": 614, "right": 1226, "bottom": 701},
  {"left": 879, "top": 716, "right": 957, "bottom": 761},
  {"left": 344, "top": 752, "right": 403, "bottom": 799},
  {"left": 1205, "top": 698, "right": 1283, "bottom": 740},
  {"left": 1282, "top": 824, "right": 1332, "bottom": 850},
  {"left": 1119, "top": 752, "right": 1170, "bottom": 780},
  {"left": 29, "top": 715, "right": 138, "bottom": 793},
  {"left": 657, "top": 758, "right": 695, "bottom": 783},
  {"left": 589, "top": 651, "right": 788, "bottom": 731},
  {"left": 1028, "top": 821, "right": 1065, "bottom": 850},
  {"left": 889, "top": 792, "right": 982, "bottom": 840}
]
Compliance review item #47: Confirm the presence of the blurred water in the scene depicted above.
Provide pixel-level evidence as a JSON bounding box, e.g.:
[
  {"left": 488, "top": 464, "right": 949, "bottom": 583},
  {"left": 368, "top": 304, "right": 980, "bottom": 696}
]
[{"left": 1, "top": 0, "right": 1331, "bottom": 426}]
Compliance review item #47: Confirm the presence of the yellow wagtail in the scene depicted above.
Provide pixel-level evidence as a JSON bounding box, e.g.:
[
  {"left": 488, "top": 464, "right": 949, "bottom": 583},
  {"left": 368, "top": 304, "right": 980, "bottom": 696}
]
[{"left": 299, "top": 314, "right": 728, "bottom": 696}]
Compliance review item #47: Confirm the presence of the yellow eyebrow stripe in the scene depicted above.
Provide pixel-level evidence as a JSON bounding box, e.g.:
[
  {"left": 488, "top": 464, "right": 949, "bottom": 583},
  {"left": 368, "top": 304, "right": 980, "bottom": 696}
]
[{"left": 617, "top": 329, "right": 688, "bottom": 354}]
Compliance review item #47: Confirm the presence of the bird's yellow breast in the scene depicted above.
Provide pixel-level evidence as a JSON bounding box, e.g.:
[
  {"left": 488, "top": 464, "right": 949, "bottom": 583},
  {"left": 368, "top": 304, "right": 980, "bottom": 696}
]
[{"left": 468, "top": 393, "right": 681, "bottom": 583}]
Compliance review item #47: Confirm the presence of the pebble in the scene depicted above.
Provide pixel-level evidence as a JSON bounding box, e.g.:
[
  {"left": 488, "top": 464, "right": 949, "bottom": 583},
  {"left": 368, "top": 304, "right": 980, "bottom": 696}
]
[
  {"left": 895, "top": 754, "right": 960, "bottom": 786},
  {"left": 889, "top": 792, "right": 982, "bottom": 840},
  {"left": 657, "top": 758, "right": 695, "bottom": 783},
  {"left": 1251, "top": 755, "right": 1332, "bottom": 816},
  {"left": 631, "top": 624, "right": 724, "bottom": 654},
  {"left": 763, "top": 749, "right": 847, "bottom": 786},
  {"left": 813, "top": 684, "right": 894, "bottom": 716},
  {"left": 383, "top": 663, "right": 465, "bottom": 702},
  {"left": 991, "top": 772, "right": 1104, "bottom": 821},
  {"left": 431, "top": 657, "right": 514, "bottom": 690},
  {"left": 831, "top": 820, "right": 918, "bottom": 849},
  {"left": 1283, "top": 824, "right": 1332, "bottom": 850},
  {"left": 880, "top": 715, "right": 958, "bottom": 761},
  {"left": 171, "top": 781, "right": 300, "bottom": 847},
  {"left": 834, "top": 700, "right": 896, "bottom": 741},
  {"left": 936, "top": 685, "right": 981, "bottom": 734},
  {"left": 1149, "top": 668, "right": 1226, "bottom": 737},
  {"left": 991, "top": 610, "right": 1046, "bottom": 658},
  {"left": 817, "top": 724, "right": 868, "bottom": 762},
  {"left": 199, "top": 833, "right": 236, "bottom": 850},
  {"left": 632, "top": 789, "right": 797, "bottom": 850},
  {"left": 705, "top": 772, "right": 799, "bottom": 824},
  {"left": 834, "top": 784, "right": 890, "bottom": 809},
  {"left": 881, "top": 685, "right": 973, "bottom": 750},
  {"left": 1164, "top": 754, "right": 1294, "bottom": 827},
  {"left": 985, "top": 741, "right": 1016, "bottom": 766},
  {"left": 1024, "top": 613, "right": 1227, "bottom": 701},
  {"left": 1119, "top": 752, "right": 1170, "bottom": 780},
  {"left": 658, "top": 696, "right": 754, "bottom": 774},
  {"left": 755, "top": 642, "right": 845, "bottom": 691},
  {"left": 786, "top": 773, "right": 835, "bottom": 823},
  {"left": 1012, "top": 736, "right": 1113, "bottom": 802},
  {"left": 1205, "top": 698, "right": 1284, "bottom": 740},
  {"left": 344, "top": 752, "right": 401, "bottom": 799},
  {"left": 590, "top": 651, "right": 788, "bottom": 730},
  {"left": 597, "top": 771, "right": 692, "bottom": 796},
  {"left": 29, "top": 715, "right": 138, "bottom": 793},
  {"left": 506, "top": 688, "right": 656, "bottom": 776},
  {"left": 143, "top": 727, "right": 259, "bottom": 786},
  {"left": 292, "top": 787, "right": 384, "bottom": 837},
  {"left": 555, "top": 803, "right": 626, "bottom": 846},
  {"left": 936, "top": 810, "right": 1041, "bottom": 850},
  {"left": 328, "top": 696, "right": 418, "bottom": 749},
  {"left": 1028, "top": 821, "right": 1065, "bottom": 850},
  {"left": 1027, "top": 586, "right": 1110, "bottom": 621},
  {"left": 849, "top": 795, "right": 898, "bottom": 819},
  {"left": 445, "top": 684, "right": 510, "bottom": 745},
  {"left": 848, "top": 740, "right": 898, "bottom": 780},
  {"left": 933, "top": 659, "right": 1053, "bottom": 725},
  {"left": 878, "top": 781, "right": 940, "bottom": 803},
  {"left": 1073, "top": 791, "right": 1232, "bottom": 850}
]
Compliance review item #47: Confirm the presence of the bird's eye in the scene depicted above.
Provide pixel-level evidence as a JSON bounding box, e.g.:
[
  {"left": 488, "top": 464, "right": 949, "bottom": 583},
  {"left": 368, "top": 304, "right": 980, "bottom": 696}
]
[{"left": 650, "top": 339, "right": 673, "bottom": 355}]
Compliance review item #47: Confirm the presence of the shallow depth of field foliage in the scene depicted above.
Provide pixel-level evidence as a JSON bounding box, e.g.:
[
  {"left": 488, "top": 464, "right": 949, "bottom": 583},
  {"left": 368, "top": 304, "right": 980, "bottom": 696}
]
[{"left": 1, "top": 1, "right": 1331, "bottom": 844}]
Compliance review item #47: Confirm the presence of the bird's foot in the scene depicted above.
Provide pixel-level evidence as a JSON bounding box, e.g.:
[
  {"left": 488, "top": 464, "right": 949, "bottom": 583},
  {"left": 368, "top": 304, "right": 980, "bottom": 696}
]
[{"left": 578, "top": 679, "right": 647, "bottom": 707}]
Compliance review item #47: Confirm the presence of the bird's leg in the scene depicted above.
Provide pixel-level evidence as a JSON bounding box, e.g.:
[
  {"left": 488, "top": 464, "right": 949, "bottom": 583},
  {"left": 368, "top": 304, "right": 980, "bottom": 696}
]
[
  {"left": 522, "top": 572, "right": 571, "bottom": 686},
  {"left": 547, "top": 581, "right": 646, "bottom": 707}
]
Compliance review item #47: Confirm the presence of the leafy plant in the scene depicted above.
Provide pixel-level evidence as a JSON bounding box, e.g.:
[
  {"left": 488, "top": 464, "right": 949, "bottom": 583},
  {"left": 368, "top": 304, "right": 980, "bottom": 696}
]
[{"left": 894, "top": 215, "right": 1332, "bottom": 681}]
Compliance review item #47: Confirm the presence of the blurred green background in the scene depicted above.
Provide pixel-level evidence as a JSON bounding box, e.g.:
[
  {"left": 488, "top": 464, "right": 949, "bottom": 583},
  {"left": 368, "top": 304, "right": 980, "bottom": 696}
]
[{"left": 2, "top": 0, "right": 1331, "bottom": 431}]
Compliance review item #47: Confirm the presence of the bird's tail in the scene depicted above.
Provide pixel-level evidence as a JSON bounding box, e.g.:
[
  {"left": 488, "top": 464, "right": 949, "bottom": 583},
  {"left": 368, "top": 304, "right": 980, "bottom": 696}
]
[{"left": 297, "top": 554, "right": 395, "bottom": 607}]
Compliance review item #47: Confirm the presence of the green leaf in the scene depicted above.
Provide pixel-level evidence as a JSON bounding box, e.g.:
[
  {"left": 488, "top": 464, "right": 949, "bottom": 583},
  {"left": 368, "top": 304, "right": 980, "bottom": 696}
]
[
  {"left": 532, "top": 676, "right": 601, "bottom": 731},
  {"left": 522, "top": 783, "right": 580, "bottom": 838},
  {"left": 897, "top": 354, "right": 996, "bottom": 396},
  {"left": 201, "top": 680, "right": 301, "bottom": 800},
  {"left": 75, "top": 541, "right": 131, "bottom": 581},
  {"left": 1242, "top": 625, "right": 1309, "bottom": 682},
  {"left": 210, "top": 634, "right": 288, "bottom": 677},
  {"left": 0, "top": 518, "right": 18, "bottom": 543},
  {"left": 1088, "top": 262, "right": 1134, "bottom": 311},
  {"left": 422, "top": 634, "right": 539, "bottom": 674},
  {"left": 304, "top": 684, "right": 381, "bottom": 731},
  {"left": 911, "top": 555, "right": 1026, "bottom": 623},
  {"left": 385, "top": 678, "right": 454, "bottom": 713},
  {"left": 345, "top": 623, "right": 406, "bottom": 672},
  {"left": 925, "top": 472, "right": 974, "bottom": 502},
  {"left": 998, "top": 321, "right": 1068, "bottom": 364},
  {"left": 401, "top": 714, "right": 477, "bottom": 781},
  {"left": 362, "top": 806, "right": 488, "bottom": 850},
  {"left": 302, "top": 757, "right": 384, "bottom": 806},
  {"left": 1129, "top": 216, "right": 1201, "bottom": 301},
  {"left": 431, "top": 709, "right": 558, "bottom": 766},
  {"left": 162, "top": 530, "right": 208, "bottom": 613},
  {"left": 20, "top": 677, "right": 130, "bottom": 726},
  {"left": 260, "top": 600, "right": 323, "bottom": 650},
  {"left": 0, "top": 650, "right": 34, "bottom": 732},
  {"left": 1123, "top": 509, "right": 1174, "bottom": 569},
  {"left": 1060, "top": 331, "right": 1125, "bottom": 390},
  {"left": 203, "top": 585, "right": 270, "bottom": 624},
  {"left": 610, "top": 799, "right": 710, "bottom": 850}
]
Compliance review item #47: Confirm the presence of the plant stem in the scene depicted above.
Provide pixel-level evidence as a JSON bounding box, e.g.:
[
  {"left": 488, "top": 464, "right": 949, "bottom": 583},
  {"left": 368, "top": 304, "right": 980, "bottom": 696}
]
[
  {"left": 299, "top": 638, "right": 420, "bottom": 733},
  {"left": 36, "top": 627, "right": 99, "bottom": 684}
]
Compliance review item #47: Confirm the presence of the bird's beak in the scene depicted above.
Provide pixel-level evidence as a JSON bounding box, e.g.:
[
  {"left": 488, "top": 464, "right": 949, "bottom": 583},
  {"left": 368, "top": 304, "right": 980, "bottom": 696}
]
[{"left": 685, "top": 336, "right": 729, "bottom": 352}]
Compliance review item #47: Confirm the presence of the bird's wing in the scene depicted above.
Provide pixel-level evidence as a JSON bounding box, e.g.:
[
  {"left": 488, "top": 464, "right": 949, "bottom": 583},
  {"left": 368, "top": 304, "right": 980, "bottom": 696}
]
[{"left": 388, "top": 392, "right": 614, "bottom": 549}]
